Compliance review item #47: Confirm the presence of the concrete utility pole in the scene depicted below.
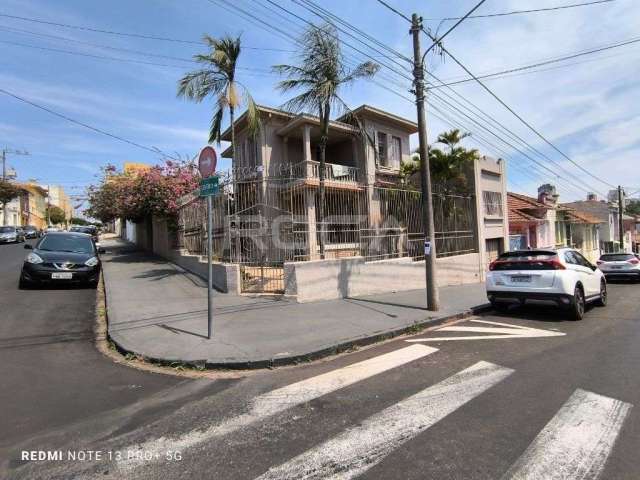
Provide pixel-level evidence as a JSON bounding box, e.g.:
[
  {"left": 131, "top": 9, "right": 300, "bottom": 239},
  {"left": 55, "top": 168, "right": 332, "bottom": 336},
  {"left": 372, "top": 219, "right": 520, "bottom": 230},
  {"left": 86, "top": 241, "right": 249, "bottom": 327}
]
[
  {"left": 618, "top": 185, "right": 625, "bottom": 251},
  {"left": 410, "top": 13, "right": 440, "bottom": 311},
  {"left": 1, "top": 147, "right": 29, "bottom": 225}
]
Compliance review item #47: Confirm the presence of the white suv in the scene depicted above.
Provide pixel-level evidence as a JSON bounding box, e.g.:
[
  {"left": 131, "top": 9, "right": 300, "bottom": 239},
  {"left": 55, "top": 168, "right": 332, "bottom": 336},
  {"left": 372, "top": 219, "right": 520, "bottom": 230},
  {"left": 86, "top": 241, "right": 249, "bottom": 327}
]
[
  {"left": 597, "top": 253, "right": 640, "bottom": 281},
  {"left": 486, "top": 248, "right": 606, "bottom": 320}
]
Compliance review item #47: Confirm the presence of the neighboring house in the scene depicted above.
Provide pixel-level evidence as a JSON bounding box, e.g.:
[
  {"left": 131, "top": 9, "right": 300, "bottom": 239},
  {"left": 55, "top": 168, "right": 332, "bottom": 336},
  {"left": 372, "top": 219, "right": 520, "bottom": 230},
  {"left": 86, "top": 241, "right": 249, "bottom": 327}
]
[
  {"left": 17, "top": 183, "right": 48, "bottom": 229},
  {"left": 508, "top": 185, "right": 601, "bottom": 261},
  {"left": 507, "top": 190, "right": 555, "bottom": 250},
  {"left": 472, "top": 156, "right": 509, "bottom": 269},
  {"left": 563, "top": 193, "right": 625, "bottom": 252},
  {"left": 40, "top": 184, "right": 73, "bottom": 226},
  {"left": 1, "top": 196, "right": 21, "bottom": 226}
]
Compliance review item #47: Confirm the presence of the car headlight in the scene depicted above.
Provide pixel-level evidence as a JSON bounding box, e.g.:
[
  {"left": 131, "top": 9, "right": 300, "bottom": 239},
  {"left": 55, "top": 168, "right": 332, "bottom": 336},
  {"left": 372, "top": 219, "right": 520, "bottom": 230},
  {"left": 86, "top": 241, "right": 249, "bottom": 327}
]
[
  {"left": 85, "top": 257, "right": 99, "bottom": 267},
  {"left": 26, "top": 252, "right": 44, "bottom": 264}
]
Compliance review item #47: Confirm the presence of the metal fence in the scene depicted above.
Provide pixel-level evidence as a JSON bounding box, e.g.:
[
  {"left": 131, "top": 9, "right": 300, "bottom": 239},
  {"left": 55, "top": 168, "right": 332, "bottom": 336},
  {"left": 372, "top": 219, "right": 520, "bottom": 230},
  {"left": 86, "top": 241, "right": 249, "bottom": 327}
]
[{"left": 175, "top": 177, "right": 477, "bottom": 293}]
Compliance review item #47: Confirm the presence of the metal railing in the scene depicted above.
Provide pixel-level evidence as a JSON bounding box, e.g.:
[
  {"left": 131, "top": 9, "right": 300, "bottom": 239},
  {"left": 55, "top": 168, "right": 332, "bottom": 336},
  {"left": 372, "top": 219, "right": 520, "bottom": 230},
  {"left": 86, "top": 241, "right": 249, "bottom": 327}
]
[{"left": 290, "top": 160, "right": 359, "bottom": 183}]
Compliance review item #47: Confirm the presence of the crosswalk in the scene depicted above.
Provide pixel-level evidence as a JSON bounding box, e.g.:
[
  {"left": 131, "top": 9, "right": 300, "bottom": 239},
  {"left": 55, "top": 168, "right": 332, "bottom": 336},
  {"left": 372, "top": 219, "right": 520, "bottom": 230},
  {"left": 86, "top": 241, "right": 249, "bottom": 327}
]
[{"left": 113, "top": 344, "right": 632, "bottom": 480}]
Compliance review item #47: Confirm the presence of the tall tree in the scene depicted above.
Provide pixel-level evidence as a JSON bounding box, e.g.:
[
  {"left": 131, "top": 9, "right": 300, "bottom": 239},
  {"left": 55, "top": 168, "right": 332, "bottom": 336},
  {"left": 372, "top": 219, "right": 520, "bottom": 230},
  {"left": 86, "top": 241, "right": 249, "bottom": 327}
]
[
  {"left": 177, "top": 34, "right": 260, "bottom": 174},
  {"left": 273, "top": 23, "right": 379, "bottom": 258},
  {"left": 401, "top": 129, "right": 479, "bottom": 192}
]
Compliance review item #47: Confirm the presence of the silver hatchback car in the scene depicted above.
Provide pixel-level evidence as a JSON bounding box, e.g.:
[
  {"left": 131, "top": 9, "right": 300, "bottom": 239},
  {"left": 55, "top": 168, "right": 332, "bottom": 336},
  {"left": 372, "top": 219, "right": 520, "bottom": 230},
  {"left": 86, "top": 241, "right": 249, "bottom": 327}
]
[{"left": 597, "top": 253, "right": 640, "bottom": 281}]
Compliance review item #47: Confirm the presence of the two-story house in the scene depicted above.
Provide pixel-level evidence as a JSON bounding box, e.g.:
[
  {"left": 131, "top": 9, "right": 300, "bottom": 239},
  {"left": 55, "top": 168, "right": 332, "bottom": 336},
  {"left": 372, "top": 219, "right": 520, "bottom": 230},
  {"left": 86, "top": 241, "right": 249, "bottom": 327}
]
[{"left": 219, "top": 104, "right": 417, "bottom": 262}]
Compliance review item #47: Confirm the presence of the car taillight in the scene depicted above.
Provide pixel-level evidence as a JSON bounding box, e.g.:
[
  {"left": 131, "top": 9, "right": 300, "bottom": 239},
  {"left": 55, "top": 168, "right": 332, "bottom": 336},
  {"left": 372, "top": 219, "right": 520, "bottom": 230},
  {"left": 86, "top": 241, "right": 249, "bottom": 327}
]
[
  {"left": 489, "top": 260, "right": 498, "bottom": 271},
  {"left": 628, "top": 259, "right": 639, "bottom": 265},
  {"left": 596, "top": 260, "right": 604, "bottom": 265},
  {"left": 546, "top": 259, "right": 566, "bottom": 270}
]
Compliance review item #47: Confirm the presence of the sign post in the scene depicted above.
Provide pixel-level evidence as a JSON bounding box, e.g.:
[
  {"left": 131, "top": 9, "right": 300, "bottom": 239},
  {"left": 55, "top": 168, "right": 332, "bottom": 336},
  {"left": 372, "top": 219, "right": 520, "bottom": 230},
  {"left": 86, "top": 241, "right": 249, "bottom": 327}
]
[{"left": 198, "top": 146, "right": 218, "bottom": 339}]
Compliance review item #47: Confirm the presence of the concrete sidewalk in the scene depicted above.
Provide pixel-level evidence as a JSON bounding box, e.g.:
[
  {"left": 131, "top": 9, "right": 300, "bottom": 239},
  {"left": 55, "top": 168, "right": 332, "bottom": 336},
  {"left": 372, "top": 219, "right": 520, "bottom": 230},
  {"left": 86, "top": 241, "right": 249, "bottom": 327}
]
[{"left": 102, "top": 238, "right": 490, "bottom": 368}]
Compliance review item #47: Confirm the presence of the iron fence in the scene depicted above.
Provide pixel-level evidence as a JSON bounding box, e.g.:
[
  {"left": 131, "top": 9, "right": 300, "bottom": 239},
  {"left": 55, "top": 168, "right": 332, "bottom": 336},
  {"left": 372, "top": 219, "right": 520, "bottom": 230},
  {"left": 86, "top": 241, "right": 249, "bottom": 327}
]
[{"left": 175, "top": 177, "right": 477, "bottom": 293}]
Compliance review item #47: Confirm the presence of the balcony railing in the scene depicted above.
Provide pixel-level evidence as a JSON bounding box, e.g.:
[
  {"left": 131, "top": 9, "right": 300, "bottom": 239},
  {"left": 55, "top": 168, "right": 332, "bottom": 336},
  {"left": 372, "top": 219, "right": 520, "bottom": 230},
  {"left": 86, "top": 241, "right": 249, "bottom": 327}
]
[{"left": 290, "top": 160, "right": 359, "bottom": 183}]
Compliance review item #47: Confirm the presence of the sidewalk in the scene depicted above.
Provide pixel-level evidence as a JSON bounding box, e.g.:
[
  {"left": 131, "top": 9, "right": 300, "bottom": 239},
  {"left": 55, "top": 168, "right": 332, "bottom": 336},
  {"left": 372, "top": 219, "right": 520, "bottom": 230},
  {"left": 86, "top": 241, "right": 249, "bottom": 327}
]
[{"left": 102, "top": 238, "right": 490, "bottom": 368}]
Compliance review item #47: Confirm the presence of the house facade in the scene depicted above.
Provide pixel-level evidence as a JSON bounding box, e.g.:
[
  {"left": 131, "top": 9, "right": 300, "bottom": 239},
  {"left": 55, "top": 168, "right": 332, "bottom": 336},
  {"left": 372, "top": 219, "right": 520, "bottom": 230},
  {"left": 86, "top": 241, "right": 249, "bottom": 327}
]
[
  {"left": 508, "top": 185, "right": 602, "bottom": 262},
  {"left": 159, "top": 104, "right": 509, "bottom": 299}
]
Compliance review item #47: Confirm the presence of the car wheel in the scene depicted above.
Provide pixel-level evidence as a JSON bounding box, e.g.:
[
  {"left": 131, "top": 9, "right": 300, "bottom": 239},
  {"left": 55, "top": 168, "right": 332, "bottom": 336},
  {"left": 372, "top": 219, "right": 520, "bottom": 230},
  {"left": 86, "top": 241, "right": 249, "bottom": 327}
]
[
  {"left": 568, "top": 285, "right": 585, "bottom": 320},
  {"left": 595, "top": 280, "right": 607, "bottom": 307}
]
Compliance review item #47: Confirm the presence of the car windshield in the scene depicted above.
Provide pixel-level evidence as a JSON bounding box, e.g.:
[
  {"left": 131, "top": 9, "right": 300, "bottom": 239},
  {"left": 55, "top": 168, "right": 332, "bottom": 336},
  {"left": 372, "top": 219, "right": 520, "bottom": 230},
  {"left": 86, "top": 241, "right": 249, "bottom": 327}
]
[
  {"left": 38, "top": 235, "right": 94, "bottom": 254},
  {"left": 0, "top": 226, "right": 15, "bottom": 233},
  {"left": 24, "top": 226, "right": 36, "bottom": 231},
  {"left": 600, "top": 254, "right": 634, "bottom": 261}
]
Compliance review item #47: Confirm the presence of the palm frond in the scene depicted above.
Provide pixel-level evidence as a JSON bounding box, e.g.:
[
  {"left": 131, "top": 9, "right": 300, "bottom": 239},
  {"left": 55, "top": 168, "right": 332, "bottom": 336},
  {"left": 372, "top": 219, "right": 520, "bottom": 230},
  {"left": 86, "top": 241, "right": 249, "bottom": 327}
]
[
  {"left": 342, "top": 61, "right": 380, "bottom": 83},
  {"left": 209, "top": 107, "right": 225, "bottom": 145},
  {"left": 177, "top": 70, "right": 226, "bottom": 101},
  {"left": 242, "top": 88, "right": 261, "bottom": 139}
]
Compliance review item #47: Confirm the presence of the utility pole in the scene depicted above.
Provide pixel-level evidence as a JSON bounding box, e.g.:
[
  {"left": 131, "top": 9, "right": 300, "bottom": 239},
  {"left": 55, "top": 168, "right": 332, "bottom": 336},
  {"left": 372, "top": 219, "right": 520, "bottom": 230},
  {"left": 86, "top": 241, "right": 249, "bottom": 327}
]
[
  {"left": 1, "top": 147, "right": 29, "bottom": 225},
  {"left": 410, "top": 14, "right": 440, "bottom": 311},
  {"left": 618, "top": 185, "right": 625, "bottom": 251}
]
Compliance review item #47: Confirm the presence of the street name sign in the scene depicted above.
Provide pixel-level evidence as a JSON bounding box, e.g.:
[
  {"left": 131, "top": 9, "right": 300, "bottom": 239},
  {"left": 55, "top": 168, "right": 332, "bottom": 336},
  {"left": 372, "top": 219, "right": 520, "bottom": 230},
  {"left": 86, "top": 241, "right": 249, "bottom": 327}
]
[{"left": 200, "top": 176, "right": 219, "bottom": 197}]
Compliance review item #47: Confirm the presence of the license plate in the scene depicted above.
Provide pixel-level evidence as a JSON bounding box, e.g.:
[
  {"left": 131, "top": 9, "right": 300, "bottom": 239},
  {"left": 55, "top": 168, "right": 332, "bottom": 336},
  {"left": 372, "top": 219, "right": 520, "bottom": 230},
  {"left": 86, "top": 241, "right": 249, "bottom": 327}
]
[
  {"left": 610, "top": 266, "right": 623, "bottom": 270},
  {"left": 51, "top": 272, "right": 73, "bottom": 279},
  {"left": 511, "top": 275, "right": 531, "bottom": 283}
]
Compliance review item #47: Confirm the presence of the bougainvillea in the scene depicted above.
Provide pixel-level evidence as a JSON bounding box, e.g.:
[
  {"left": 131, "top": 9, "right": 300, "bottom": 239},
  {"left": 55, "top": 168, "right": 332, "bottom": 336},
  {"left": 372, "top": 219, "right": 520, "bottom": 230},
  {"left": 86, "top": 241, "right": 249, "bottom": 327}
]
[{"left": 86, "top": 160, "right": 199, "bottom": 222}]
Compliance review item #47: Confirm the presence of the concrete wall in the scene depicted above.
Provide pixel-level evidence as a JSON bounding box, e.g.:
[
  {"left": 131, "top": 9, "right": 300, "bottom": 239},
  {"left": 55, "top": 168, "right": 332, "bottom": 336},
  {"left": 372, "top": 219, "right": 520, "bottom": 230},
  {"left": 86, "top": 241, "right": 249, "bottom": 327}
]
[
  {"left": 285, "top": 252, "right": 482, "bottom": 303},
  {"left": 163, "top": 249, "right": 240, "bottom": 294}
]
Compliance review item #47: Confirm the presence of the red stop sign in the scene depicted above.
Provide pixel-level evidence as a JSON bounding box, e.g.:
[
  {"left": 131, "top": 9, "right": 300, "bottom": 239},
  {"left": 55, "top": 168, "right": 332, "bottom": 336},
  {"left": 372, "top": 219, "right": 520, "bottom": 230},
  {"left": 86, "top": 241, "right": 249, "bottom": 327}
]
[{"left": 198, "top": 146, "right": 217, "bottom": 178}]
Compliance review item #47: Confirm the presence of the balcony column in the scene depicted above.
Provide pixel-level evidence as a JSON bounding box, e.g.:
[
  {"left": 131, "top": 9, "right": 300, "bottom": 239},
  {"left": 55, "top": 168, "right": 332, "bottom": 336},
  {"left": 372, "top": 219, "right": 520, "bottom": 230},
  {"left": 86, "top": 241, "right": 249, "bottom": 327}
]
[
  {"left": 305, "top": 187, "right": 319, "bottom": 260},
  {"left": 302, "top": 124, "right": 314, "bottom": 177},
  {"left": 282, "top": 136, "right": 289, "bottom": 177}
]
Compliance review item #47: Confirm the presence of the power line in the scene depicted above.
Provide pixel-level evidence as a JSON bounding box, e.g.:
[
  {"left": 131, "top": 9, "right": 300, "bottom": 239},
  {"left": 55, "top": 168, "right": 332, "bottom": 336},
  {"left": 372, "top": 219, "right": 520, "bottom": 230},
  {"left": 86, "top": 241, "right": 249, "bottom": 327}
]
[
  {"left": 375, "top": 1, "right": 615, "bottom": 190},
  {"left": 424, "top": 0, "right": 487, "bottom": 54},
  {"left": 0, "top": 87, "right": 178, "bottom": 160},
  {"left": 424, "top": 0, "right": 614, "bottom": 21},
  {"left": 429, "top": 35, "right": 640, "bottom": 89},
  {"left": 0, "top": 39, "right": 278, "bottom": 75},
  {"left": 0, "top": 12, "right": 295, "bottom": 51}
]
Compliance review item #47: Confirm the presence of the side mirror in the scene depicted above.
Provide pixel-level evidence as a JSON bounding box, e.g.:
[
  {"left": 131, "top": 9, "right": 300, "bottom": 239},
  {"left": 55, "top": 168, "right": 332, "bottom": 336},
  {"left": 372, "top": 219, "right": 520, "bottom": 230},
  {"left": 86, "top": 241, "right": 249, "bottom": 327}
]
[
  {"left": 24, "top": 244, "right": 33, "bottom": 250},
  {"left": 591, "top": 264, "right": 598, "bottom": 271},
  {"left": 98, "top": 247, "right": 106, "bottom": 254}
]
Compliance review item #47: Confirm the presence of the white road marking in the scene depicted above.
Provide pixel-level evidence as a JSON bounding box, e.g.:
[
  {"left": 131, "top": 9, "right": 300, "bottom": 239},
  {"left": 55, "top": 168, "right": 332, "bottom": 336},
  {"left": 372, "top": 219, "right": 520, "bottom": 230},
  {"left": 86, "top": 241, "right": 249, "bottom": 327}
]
[
  {"left": 502, "top": 389, "right": 632, "bottom": 480},
  {"left": 406, "top": 319, "right": 566, "bottom": 342},
  {"left": 255, "top": 361, "right": 513, "bottom": 480},
  {"left": 117, "top": 344, "right": 437, "bottom": 472}
]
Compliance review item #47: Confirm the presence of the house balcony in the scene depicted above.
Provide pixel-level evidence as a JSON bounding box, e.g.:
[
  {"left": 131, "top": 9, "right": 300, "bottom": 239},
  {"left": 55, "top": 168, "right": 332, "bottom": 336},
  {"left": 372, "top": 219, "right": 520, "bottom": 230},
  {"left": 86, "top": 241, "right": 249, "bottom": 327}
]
[{"left": 288, "top": 160, "right": 362, "bottom": 190}]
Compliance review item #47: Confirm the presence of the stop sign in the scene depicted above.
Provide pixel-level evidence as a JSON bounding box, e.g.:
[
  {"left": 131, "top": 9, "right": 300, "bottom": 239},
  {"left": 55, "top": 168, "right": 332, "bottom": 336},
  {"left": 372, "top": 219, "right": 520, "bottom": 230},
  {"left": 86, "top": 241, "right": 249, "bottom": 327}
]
[{"left": 198, "top": 146, "right": 217, "bottom": 178}]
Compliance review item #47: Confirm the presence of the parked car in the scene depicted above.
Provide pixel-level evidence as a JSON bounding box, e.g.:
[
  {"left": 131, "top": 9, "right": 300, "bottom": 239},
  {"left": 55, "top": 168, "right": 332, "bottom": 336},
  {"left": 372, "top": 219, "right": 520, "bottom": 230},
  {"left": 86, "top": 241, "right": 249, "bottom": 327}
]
[
  {"left": 0, "top": 226, "right": 25, "bottom": 244},
  {"left": 69, "top": 225, "right": 99, "bottom": 243},
  {"left": 597, "top": 253, "right": 640, "bottom": 281},
  {"left": 23, "top": 225, "right": 40, "bottom": 239},
  {"left": 19, "top": 231, "right": 105, "bottom": 288},
  {"left": 486, "top": 248, "right": 606, "bottom": 320}
]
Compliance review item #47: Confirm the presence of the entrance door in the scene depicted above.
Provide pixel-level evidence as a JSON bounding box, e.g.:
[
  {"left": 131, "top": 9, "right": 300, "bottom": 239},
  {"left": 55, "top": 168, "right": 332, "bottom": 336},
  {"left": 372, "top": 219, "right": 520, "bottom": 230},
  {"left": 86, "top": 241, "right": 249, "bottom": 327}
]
[{"left": 485, "top": 238, "right": 504, "bottom": 268}]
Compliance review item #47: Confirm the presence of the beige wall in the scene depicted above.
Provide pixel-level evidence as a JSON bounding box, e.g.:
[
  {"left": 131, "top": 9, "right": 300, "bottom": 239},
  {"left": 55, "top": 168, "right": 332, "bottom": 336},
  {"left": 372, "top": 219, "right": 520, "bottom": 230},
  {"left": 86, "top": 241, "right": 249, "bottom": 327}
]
[{"left": 285, "top": 253, "right": 482, "bottom": 303}]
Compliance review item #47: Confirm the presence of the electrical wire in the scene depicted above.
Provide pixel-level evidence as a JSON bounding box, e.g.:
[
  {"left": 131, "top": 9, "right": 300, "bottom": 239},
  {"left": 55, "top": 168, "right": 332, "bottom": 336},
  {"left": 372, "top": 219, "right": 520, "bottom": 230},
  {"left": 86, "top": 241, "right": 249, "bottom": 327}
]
[
  {"left": 0, "top": 87, "right": 179, "bottom": 160},
  {"left": 424, "top": 0, "right": 614, "bottom": 21},
  {"left": 0, "top": 12, "right": 295, "bottom": 51}
]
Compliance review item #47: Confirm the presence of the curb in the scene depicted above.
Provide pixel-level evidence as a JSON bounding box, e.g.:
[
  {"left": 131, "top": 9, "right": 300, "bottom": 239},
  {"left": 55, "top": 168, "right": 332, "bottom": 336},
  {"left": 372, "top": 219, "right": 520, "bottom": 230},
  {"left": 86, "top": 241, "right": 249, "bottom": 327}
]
[{"left": 106, "top": 301, "right": 492, "bottom": 371}]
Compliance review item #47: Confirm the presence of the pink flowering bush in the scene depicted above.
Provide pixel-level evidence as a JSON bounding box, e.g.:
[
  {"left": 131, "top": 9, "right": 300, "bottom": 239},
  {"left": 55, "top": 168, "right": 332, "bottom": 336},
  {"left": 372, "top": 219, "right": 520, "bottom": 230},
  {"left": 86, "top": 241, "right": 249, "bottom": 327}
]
[{"left": 87, "top": 160, "right": 199, "bottom": 222}]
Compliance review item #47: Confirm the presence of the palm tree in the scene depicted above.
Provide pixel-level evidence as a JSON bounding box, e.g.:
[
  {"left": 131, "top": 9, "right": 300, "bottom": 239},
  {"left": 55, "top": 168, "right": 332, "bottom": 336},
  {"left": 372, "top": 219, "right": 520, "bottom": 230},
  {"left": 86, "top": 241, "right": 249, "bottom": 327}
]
[
  {"left": 273, "top": 23, "right": 379, "bottom": 258},
  {"left": 401, "top": 129, "right": 478, "bottom": 192},
  {"left": 177, "top": 34, "right": 260, "bottom": 175}
]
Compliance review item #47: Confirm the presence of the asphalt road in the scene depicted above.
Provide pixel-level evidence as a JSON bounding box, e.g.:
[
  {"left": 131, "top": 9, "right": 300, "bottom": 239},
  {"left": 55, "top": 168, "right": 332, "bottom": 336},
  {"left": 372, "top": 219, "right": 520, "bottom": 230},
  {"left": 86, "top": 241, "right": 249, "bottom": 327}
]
[
  {"left": 0, "top": 240, "right": 228, "bottom": 475},
  {"left": 2, "top": 244, "right": 639, "bottom": 479}
]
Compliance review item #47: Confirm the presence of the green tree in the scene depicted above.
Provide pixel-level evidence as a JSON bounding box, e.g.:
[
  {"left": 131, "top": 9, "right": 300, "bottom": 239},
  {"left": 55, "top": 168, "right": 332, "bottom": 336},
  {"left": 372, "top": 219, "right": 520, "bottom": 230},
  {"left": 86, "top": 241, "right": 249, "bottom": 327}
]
[
  {"left": 273, "top": 23, "right": 379, "bottom": 258},
  {"left": 401, "top": 129, "right": 479, "bottom": 193},
  {"left": 69, "top": 217, "right": 89, "bottom": 225},
  {"left": 626, "top": 199, "right": 640, "bottom": 216},
  {"left": 47, "top": 205, "right": 66, "bottom": 225},
  {"left": 177, "top": 34, "right": 260, "bottom": 170}
]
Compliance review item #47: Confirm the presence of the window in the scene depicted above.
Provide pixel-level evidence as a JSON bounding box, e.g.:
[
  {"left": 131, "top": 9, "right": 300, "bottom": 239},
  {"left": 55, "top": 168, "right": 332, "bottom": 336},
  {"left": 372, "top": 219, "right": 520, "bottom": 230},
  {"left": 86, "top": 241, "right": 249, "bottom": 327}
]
[
  {"left": 391, "top": 136, "right": 401, "bottom": 169},
  {"left": 482, "top": 191, "right": 503, "bottom": 216},
  {"left": 573, "top": 251, "right": 593, "bottom": 268},
  {"left": 377, "top": 132, "right": 388, "bottom": 166},
  {"left": 564, "top": 251, "right": 578, "bottom": 265}
]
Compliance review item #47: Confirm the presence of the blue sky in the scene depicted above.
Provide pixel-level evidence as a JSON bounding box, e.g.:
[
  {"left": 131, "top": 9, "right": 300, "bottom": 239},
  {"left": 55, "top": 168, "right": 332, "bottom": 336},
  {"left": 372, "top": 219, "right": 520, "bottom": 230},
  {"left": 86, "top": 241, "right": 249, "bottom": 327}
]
[{"left": 2, "top": 0, "right": 640, "bottom": 210}]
